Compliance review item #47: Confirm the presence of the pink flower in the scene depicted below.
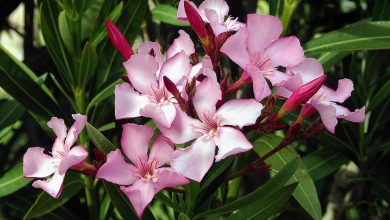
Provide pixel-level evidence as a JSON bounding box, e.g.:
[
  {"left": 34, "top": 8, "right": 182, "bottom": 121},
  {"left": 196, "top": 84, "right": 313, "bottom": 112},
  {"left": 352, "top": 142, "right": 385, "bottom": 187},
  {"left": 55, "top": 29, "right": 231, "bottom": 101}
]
[
  {"left": 308, "top": 79, "right": 366, "bottom": 133},
  {"left": 220, "top": 14, "right": 304, "bottom": 101},
  {"left": 178, "top": 0, "right": 244, "bottom": 36},
  {"left": 96, "top": 123, "right": 189, "bottom": 218},
  {"left": 156, "top": 69, "right": 264, "bottom": 182},
  {"left": 115, "top": 30, "right": 196, "bottom": 127},
  {"left": 106, "top": 19, "right": 133, "bottom": 60},
  {"left": 23, "top": 114, "right": 88, "bottom": 198}
]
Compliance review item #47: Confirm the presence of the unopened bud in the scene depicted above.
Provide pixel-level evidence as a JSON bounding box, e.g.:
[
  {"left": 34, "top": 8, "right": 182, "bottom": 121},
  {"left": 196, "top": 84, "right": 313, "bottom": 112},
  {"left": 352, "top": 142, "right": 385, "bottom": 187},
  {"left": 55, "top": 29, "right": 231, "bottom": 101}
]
[{"left": 106, "top": 19, "right": 133, "bottom": 60}]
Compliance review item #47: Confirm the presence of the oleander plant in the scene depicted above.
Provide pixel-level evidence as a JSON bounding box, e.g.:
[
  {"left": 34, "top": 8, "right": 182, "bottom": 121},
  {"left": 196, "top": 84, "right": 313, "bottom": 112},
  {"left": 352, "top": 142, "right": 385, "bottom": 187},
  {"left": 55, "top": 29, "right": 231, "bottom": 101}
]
[{"left": 0, "top": 0, "right": 389, "bottom": 219}]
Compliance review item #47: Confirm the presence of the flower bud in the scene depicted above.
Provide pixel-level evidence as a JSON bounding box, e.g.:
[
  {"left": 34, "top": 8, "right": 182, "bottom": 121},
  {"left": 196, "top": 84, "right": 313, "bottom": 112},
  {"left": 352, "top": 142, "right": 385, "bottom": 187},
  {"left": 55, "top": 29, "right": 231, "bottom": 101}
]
[
  {"left": 106, "top": 19, "right": 133, "bottom": 60},
  {"left": 279, "top": 75, "right": 326, "bottom": 117},
  {"left": 184, "top": 1, "right": 209, "bottom": 43}
]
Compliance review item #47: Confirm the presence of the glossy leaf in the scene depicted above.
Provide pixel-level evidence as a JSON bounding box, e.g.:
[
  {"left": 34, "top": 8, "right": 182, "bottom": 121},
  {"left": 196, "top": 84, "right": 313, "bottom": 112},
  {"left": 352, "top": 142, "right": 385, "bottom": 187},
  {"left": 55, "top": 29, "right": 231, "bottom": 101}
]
[
  {"left": 0, "top": 100, "right": 25, "bottom": 131},
  {"left": 152, "top": 4, "right": 190, "bottom": 26},
  {"left": 305, "top": 21, "right": 390, "bottom": 55},
  {"left": 99, "top": 194, "right": 111, "bottom": 220},
  {"left": 0, "top": 163, "right": 32, "bottom": 197},
  {"left": 253, "top": 135, "right": 322, "bottom": 220},
  {"left": 369, "top": 79, "right": 390, "bottom": 111},
  {"left": 317, "top": 51, "right": 349, "bottom": 71},
  {"left": 0, "top": 45, "right": 64, "bottom": 120},
  {"left": 86, "top": 122, "right": 116, "bottom": 154},
  {"left": 226, "top": 183, "right": 297, "bottom": 220},
  {"left": 194, "top": 158, "right": 299, "bottom": 219},
  {"left": 86, "top": 79, "right": 120, "bottom": 113},
  {"left": 23, "top": 173, "right": 84, "bottom": 219},
  {"left": 269, "top": 0, "right": 283, "bottom": 18},
  {"left": 303, "top": 148, "right": 349, "bottom": 181},
  {"left": 78, "top": 42, "right": 98, "bottom": 88}
]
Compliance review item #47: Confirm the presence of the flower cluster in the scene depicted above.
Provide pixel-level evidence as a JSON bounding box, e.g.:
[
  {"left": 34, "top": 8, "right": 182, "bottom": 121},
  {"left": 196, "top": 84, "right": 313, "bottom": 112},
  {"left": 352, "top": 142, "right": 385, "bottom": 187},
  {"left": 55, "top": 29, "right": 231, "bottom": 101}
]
[{"left": 23, "top": 0, "right": 365, "bottom": 218}]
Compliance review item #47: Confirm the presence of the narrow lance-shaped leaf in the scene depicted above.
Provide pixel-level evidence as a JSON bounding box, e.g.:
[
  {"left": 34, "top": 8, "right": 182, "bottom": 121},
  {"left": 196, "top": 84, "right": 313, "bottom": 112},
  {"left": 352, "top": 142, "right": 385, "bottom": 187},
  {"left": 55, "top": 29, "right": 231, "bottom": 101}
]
[
  {"left": 0, "top": 45, "right": 65, "bottom": 120},
  {"left": 305, "top": 21, "right": 390, "bottom": 55},
  {"left": 0, "top": 163, "right": 32, "bottom": 198},
  {"left": 86, "top": 123, "right": 116, "bottom": 154},
  {"left": 253, "top": 135, "right": 322, "bottom": 220},
  {"left": 23, "top": 173, "right": 84, "bottom": 219},
  {"left": 0, "top": 100, "right": 25, "bottom": 131},
  {"left": 78, "top": 42, "right": 98, "bottom": 88},
  {"left": 152, "top": 4, "right": 190, "bottom": 26}
]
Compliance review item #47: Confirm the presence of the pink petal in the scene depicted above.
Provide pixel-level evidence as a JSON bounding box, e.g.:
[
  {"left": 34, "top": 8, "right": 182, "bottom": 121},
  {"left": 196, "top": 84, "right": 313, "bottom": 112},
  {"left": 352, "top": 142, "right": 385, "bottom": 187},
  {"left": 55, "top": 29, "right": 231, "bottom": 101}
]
[
  {"left": 32, "top": 172, "right": 65, "bottom": 198},
  {"left": 159, "top": 51, "right": 192, "bottom": 86},
  {"left": 246, "top": 14, "right": 282, "bottom": 56},
  {"left": 288, "top": 58, "right": 324, "bottom": 85},
  {"left": 149, "top": 135, "right": 174, "bottom": 167},
  {"left": 115, "top": 83, "right": 150, "bottom": 119},
  {"left": 64, "top": 114, "right": 87, "bottom": 149},
  {"left": 167, "top": 30, "right": 195, "bottom": 59},
  {"left": 210, "top": 21, "right": 229, "bottom": 36},
  {"left": 198, "top": 0, "right": 229, "bottom": 23},
  {"left": 324, "top": 79, "right": 354, "bottom": 103},
  {"left": 264, "top": 36, "right": 304, "bottom": 68},
  {"left": 47, "top": 117, "right": 67, "bottom": 141},
  {"left": 193, "top": 69, "right": 221, "bottom": 120},
  {"left": 154, "top": 167, "right": 190, "bottom": 192},
  {"left": 336, "top": 105, "right": 366, "bottom": 123},
  {"left": 214, "top": 127, "right": 252, "bottom": 162},
  {"left": 277, "top": 73, "right": 304, "bottom": 96},
  {"left": 123, "top": 53, "right": 159, "bottom": 94},
  {"left": 138, "top": 41, "right": 164, "bottom": 68},
  {"left": 140, "top": 102, "right": 176, "bottom": 128},
  {"left": 120, "top": 180, "right": 155, "bottom": 218},
  {"left": 23, "top": 147, "right": 56, "bottom": 178},
  {"left": 265, "top": 70, "right": 290, "bottom": 86},
  {"left": 276, "top": 86, "right": 294, "bottom": 99},
  {"left": 220, "top": 28, "right": 250, "bottom": 70},
  {"left": 96, "top": 149, "right": 139, "bottom": 185},
  {"left": 58, "top": 146, "right": 88, "bottom": 175},
  {"left": 247, "top": 67, "right": 272, "bottom": 101},
  {"left": 157, "top": 106, "right": 203, "bottom": 144},
  {"left": 215, "top": 99, "right": 263, "bottom": 128},
  {"left": 121, "top": 123, "right": 153, "bottom": 166},
  {"left": 312, "top": 102, "right": 338, "bottom": 133},
  {"left": 171, "top": 137, "right": 216, "bottom": 182}
]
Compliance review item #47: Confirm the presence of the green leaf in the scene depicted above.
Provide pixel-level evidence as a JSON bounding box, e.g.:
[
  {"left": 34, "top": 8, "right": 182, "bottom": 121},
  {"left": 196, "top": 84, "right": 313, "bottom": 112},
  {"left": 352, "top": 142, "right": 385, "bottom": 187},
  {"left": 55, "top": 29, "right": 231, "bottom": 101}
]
[
  {"left": 200, "top": 157, "right": 235, "bottom": 192},
  {"left": 0, "top": 163, "right": 32, "bottom": 197},
  {"left": 103, "top": 182, "right": 139, "bottom": 219},
  {"left": 253, "top": 135, "right": 322, "bottom": 220},
  {"left": 152, "top": 4, "right": 190, "bottom": 26},
  {"left": 305, "top": 21, "right": 390, "bottom": 55},
  {"left": 90, "top": 1, "right": 124, "bottom": 47},
  {"left": 58, "top": 10, "right": 76, "bottom": 56},
  {"left": 99, "top": 194, "right": 111, "bottom": 220},
  {"left": 317, "top": 51, "right": 350, "bottom": 71},
  {"left": 0, "top": 100, "right": 25, "bottom": 131},
  {"left": 86, "top": 79, "right": 120, "bottom": 113},
  {"left": 302, "top": 148, "right": 349, "bottom": 181},
  {"left": 194, "top": 158, "right": 299, "bottom": 219},
  {"left": 23, "top": 173, "right": 84, "bottom": 219},
  {"left": 269, "top": 0, "right": 284, "bottom": 17},
  {"left": 40, "top": 0, "right": 75, "bottom": 87},
  {"left": 86, "top": 122, "right": 116, "bottom": 154},
  {"left": 226, "top": 183, "right": 297, "bottom": 220},
  {"left": 369, "top": 79, "right": 390, "bottom": 111},
  {"left": 0, "top": 45, "right": 64, "bottom": 120},
  {"left": 78, "top": 42, "right": 98, "bottom": 88}
]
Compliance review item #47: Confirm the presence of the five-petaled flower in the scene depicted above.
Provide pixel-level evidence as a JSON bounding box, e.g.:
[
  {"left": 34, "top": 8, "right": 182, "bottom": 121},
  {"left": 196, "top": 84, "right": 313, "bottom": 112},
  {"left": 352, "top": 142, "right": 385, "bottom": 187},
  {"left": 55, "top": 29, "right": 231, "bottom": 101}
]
[
  {"left": 156, "top": 69, "right": 263, "bottom": 182},
  {"left": 96, "top": 123, "right": 189, "bottom": 218},
  {"left": 23, "top": 114, "right": 88, "bottom": 198}
]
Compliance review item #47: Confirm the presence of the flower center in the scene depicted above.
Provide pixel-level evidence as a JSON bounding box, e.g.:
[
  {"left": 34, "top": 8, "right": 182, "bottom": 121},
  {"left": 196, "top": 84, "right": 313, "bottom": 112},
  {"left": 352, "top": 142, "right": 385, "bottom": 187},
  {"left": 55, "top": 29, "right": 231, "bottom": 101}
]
[
  {"left": 151, "top": 87, "right": 169, "bottom": 104},
  {"left": 137, "top": 157, "right": 158, "bottom": 181}
]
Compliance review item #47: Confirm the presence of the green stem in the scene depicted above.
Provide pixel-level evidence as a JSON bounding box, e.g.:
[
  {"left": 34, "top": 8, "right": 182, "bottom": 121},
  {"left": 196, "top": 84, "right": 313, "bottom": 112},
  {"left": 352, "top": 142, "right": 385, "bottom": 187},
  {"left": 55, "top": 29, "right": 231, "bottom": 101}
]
[{"left": 74, "top": 87, "right": 97, "bottom": 220}]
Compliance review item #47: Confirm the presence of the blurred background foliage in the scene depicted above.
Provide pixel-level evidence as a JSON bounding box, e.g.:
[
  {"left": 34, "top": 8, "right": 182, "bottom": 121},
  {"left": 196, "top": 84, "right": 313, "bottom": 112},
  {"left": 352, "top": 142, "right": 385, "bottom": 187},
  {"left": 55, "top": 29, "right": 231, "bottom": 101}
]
[{"left": 0, "top": 0, "right": 389, "bottom": 219}]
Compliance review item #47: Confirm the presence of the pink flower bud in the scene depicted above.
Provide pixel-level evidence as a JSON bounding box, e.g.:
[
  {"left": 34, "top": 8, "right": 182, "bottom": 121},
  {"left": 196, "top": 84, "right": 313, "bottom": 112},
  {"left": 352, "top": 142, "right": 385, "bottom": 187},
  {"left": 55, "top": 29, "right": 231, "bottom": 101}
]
[
  {"left": 183, "top": 1, "right": 208, "bottom": 41},
  {"left": 106, "top": 19, "right": 133, "bottom": 60},
  {"left": 281, "top": 75, "right": 326, "bottom": 115}
]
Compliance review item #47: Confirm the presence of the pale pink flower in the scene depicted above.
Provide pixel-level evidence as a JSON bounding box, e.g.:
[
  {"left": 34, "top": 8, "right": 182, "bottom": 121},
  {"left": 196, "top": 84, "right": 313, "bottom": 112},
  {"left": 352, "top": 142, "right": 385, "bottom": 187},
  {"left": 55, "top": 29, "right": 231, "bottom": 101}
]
[
  {"left": 23, "top": 114, "right": 88, "bottom": 198},
  {"left": 96, "top": 123, "right": 189, "bottom": 218},
  {"left": 156, "top": 69, "right": 264, "bottom": 182},
  {"left": 178, "top": 0, "right": 244, "bottom": 36},
  {"left": 308, "top": 80, "right": 366, "bottom": 133},
  {"left": 115, "top": 30, "right": 196, "bottom": 127},
  {"left": 221, "top": 14, "right": 304, "bottom": 101}
]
